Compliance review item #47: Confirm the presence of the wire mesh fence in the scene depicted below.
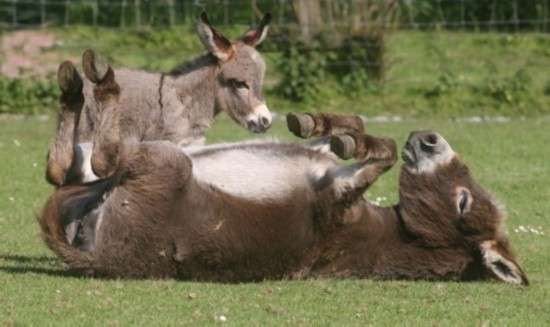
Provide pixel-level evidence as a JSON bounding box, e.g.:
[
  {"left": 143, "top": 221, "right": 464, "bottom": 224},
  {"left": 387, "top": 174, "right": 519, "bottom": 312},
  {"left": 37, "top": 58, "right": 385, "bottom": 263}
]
[{"left": 1, "top": 0, "right": 550, "bottom": 30}]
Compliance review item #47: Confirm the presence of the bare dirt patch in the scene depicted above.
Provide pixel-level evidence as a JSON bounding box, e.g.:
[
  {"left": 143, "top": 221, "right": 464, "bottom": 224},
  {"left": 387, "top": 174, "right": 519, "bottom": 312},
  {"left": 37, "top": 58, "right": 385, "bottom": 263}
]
[{"left": 1, "top": 30, "right": 73, "bottom": 78}]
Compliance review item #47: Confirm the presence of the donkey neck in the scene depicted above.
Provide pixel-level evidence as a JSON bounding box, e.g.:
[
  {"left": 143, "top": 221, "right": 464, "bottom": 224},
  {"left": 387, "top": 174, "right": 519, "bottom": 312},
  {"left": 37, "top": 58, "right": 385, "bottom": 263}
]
[
  {"left": 368, "top": 204, "right": 473, "bottom": 281},
  {"left": 311, "top": 203, "right": 471, "bottom": 280},
  {"left": 169, "top": 54, "right": 219, "bottom": 102}
]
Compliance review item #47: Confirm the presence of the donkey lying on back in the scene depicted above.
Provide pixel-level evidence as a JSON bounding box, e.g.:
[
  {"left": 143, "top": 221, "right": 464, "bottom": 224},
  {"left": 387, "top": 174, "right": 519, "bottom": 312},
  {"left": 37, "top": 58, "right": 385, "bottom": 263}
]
[
  {"left": 39, "top": 67, "right": 528, "bottom": 285},
  {"left": 46, "top": 12, "right": 273, "bottom": 187}
]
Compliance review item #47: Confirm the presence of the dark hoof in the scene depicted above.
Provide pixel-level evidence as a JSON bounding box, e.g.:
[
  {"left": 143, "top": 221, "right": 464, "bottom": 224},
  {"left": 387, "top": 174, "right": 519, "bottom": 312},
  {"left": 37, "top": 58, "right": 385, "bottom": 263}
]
[
  {"left": 82, "top": 49, "right": 109, "bottom": 83},
  {"left": 57, "top": 61, "right": 83, "bottom": 95},
  {"left": 330, "top": 134, "right": 356, "bottom": 160},
  {"left": 287, "top": 113, "right": 315, "bottom": 139}
]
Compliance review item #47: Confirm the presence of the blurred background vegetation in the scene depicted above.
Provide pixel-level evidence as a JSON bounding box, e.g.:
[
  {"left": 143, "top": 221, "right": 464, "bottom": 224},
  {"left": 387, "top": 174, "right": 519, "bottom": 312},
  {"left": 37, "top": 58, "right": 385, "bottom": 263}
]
[{"left": 1, "top": 0, "right": 550, "bottom": 117}]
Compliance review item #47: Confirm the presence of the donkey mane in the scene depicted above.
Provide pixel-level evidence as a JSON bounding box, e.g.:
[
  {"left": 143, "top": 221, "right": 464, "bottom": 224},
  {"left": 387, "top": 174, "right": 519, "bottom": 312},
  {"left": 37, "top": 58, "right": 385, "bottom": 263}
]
[{"left": 169, "top": 53, "right": 219, "bottom": 77}]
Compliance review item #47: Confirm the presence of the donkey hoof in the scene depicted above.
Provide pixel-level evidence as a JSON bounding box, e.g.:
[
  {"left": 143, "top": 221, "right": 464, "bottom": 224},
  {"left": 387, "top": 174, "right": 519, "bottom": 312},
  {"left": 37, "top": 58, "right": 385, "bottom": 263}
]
[
  {"left": 82, "top": 49, "right": 109, "bottom": 83},
  {"left": 330, "top": 134, "right": 356, "bottom": 160},
  {"left": 287, "top": 113, "right": 315, "bottom": 139},
  {"left": 57, "top": 61, "right": 83, "bottom": 95}
]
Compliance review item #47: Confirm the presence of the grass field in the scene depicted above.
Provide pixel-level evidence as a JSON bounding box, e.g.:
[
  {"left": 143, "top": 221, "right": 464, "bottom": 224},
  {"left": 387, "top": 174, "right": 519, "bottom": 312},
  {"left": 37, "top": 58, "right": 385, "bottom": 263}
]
[{"left": 0, "top": 114, "right": 549, "bottom": 325}]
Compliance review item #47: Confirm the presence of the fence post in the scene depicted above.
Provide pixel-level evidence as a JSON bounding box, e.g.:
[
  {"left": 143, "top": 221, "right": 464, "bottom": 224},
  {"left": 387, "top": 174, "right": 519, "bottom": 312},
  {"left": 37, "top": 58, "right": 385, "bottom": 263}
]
[
  {"left": 64, "top": 0, "right": 69, "bottom": 26},
  {"left": 12, "top": 0, "right": 17, "bottom": 27},
  {"left": 92, "top": 0, "right": 98, "bottom": 27},
  {"left": 40, "top": 0, "right": 46, "bottom": 27},
  {"left": 405, "top": 0, "right": 417, "bottom": 30},
  {"left": 168, "top": 0, "right": 175, "bottom": 27},
  {"left": 224, "top": 0, "right": 229, "bottom": 25},
  {"left": 460, "top": 0, "right": 465, "bottom": 31},
  {"left": 134, "top": 0, "right": 141, "bottom": 27},
  {"left": 489, "top": 0, "right": 497, "bottom": 31},
  {"left": 121, "top": 0, "right": 127, "bottom": 28},
  {"left": 512, "top": 0, "right": 519, "bottom": 32},
  {"left": 545, "top": 0, "right": 549, "bottom": 32},
  {"left": 436, "top": 0, "right": 446, "bottom": 29},
  {"left": 278, "top": 0, "right": 285, "bottom": 25}
]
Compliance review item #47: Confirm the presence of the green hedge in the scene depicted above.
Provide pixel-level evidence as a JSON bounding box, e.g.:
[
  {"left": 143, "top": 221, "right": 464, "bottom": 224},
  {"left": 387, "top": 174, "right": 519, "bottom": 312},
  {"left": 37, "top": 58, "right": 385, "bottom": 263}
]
[{"left": 0, "top": 77, "right": 58, "bottom": 115}]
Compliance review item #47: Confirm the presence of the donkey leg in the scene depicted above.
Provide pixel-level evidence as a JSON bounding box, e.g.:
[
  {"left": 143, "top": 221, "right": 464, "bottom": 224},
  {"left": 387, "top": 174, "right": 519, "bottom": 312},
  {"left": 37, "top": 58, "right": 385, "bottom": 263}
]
[
  {"left": 288, "top": 112, "right": 367, "bottom": 159},
  {"left": 85, "top": 57, "right": 193, "bottom": 187},
  {"left": 82, "top": 49, "right": 110, "bottom": 84},
  {"left": 46, "top": 61, "right": 84, "bottom": 187},
  {"left": 314, "top": 134, "right": 397, "bottom": 232},
  {"left": 86, "top": 62, "right": 123, "bottom": 179},
  {"left": 325, "top": 134, "right": 397, "bottom": 201},
  {"left": 287, "top": 112, "right": 364, "bottom": 139}
]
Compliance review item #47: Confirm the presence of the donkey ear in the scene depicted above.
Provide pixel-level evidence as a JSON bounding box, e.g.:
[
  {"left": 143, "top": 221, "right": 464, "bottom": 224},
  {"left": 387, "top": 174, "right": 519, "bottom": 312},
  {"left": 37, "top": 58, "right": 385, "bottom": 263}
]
[
  {"left": 241, "top": 13, "right": 272, "bottom": 47},
  {"left": 197, "top": 12, "right": 234, "bottom": 62},
  {"left": 480, "top": 241, "right": 528, "bottom": 285}
]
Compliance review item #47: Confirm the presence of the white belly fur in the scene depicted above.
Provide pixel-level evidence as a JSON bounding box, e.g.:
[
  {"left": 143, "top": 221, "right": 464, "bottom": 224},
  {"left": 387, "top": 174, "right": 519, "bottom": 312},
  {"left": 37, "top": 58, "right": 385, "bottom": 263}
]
[
  {"left": 74, "top": 140, "right": 335, "bottom": 200},
  {"left": 187, "top": 142, "right": 334, "bottom": 200}
]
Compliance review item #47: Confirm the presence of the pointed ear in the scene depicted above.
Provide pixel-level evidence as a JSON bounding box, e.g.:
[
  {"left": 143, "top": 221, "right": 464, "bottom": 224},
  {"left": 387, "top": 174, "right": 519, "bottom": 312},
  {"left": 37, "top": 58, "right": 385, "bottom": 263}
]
[
  {"left": 480, "top": 241, "right": 528, "bottom": 285},
  {"left": 197, "top": 12, "right": 234, "bottom": 62},
  {"left": 241, "top": 13, "right": 272, "bottom": 47}
]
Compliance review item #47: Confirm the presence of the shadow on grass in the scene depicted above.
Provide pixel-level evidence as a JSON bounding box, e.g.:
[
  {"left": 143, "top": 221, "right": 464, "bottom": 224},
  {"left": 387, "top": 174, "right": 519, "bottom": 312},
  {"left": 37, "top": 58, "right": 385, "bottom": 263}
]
[
  {"left": 0, "top": 265, "right": 85, "bottom": 278},
  {"left": 0, "top": 253, "right": 57, "bottom": 264},
  {"left": 0, "top": 253, "right": 84, "bottom": 278}
]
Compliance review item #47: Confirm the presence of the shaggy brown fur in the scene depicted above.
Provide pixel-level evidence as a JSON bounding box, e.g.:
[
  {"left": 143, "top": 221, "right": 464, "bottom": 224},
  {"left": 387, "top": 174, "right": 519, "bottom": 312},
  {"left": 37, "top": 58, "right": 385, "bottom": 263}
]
[{"left": 40, "top": 71, "right": 528, "bottom": 284}]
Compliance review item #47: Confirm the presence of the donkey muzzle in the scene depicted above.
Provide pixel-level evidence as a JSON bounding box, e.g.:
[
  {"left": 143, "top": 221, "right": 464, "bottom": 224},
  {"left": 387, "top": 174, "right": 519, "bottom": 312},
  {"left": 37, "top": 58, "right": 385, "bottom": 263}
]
[{"left": 246, "top": 104, "right": 272, "bottom": 133}]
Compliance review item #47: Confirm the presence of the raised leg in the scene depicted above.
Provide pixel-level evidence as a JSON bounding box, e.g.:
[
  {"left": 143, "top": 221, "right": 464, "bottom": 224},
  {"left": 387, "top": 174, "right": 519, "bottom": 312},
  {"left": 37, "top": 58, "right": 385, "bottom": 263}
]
[
  {"left": 86, "top": 62, "right": 122, "bottom": 179},
  {"left": 287, "top": 112, "right": 369, "bottom": 159},
  {"left": 83, "top": 50, "right": 193, "bottom": 186},
  {"left": 46, "top": 61, "right": 84, "bottom": 187},
  {"left": 315, "top": 133, "right": 397, "bottom": 233},
  {"left": 321, "top": 134, "right": 397, "bottom": 199},
  {"left": 287, "top": 112, "right": 364, "bottom": 139}
]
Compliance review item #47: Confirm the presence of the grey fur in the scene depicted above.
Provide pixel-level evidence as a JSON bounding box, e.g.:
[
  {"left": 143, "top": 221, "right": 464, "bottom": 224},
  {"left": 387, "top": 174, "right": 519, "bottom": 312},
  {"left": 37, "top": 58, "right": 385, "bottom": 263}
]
[{"left": 77, "top": 13, "right": 272, "bottom": 146}]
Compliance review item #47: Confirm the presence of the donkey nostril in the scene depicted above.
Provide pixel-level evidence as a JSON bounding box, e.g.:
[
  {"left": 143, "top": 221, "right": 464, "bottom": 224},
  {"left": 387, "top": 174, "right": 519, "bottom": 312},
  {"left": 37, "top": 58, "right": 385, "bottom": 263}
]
[
  {"left": 247, "top": 120, "right": 257, "bottom": 130},
  {"left": 421, "top": 133, "right": 439, "bottom": 147},
  {"left": 260, "top": 117, "right": 270, "bottom": 127}
]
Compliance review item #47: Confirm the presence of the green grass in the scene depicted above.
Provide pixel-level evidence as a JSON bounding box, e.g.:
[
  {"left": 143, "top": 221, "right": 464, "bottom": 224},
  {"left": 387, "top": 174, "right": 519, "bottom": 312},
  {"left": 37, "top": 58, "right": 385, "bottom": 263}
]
[{"left": 1, "top": 115, "right": 549, "bottom": 325}]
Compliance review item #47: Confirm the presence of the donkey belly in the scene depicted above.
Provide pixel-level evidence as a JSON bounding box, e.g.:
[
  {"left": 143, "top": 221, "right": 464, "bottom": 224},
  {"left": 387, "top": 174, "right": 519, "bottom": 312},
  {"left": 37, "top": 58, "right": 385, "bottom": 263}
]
[{"left": 186, "top": 141, "right": 337, "bottom": 201}]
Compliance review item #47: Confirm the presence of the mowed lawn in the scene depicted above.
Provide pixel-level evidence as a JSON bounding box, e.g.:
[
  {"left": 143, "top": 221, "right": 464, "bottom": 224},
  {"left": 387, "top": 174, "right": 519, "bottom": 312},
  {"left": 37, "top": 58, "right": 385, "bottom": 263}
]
[{"left": 0, "top": 115, "right": 549, "bottom": 325}]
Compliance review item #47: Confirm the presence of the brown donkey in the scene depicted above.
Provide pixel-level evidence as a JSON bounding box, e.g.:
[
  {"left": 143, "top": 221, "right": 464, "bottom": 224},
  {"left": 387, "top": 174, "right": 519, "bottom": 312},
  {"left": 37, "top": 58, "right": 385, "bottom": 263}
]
[
  {"left": 46, "top": 12, "right": 272, "bottom": 186},
  {"left": 40, "top": 69, "right": 528, "bottom": 285}
]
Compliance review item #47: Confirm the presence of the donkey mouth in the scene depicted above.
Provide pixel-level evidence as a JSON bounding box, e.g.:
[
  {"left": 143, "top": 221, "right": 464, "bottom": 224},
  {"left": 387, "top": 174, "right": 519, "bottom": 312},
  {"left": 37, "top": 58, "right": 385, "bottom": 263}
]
[
  {"left": 247, "top": 121, "right": 270, "bottom": 133},
  {"left": 402, "top": 143, "right": 416, "bottom": 166}
]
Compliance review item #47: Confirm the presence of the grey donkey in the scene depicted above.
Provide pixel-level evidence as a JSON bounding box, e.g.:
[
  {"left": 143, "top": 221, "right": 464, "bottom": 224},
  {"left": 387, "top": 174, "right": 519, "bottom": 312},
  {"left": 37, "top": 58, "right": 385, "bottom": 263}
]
[{"left": 47, "top": 12, "right": 273, "bottom": 186}]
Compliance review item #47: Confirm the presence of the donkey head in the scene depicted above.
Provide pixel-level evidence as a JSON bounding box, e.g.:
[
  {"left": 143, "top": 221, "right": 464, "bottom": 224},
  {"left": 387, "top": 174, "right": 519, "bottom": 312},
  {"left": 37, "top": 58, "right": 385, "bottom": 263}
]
[
  {"left": 398, "top": 131, "right": 528, "bottom": 285},
  {"left": 198, "top": 12, "right": 272, "bottom": 133}
]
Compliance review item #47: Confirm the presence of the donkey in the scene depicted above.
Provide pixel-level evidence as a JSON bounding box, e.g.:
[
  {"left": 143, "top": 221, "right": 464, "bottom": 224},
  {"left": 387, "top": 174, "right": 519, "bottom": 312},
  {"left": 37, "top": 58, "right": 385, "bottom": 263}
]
[
  {"left": 46, "top": 12, "right": 273, "bottom": 187},
  {"left": 39, "top": 67, "right": 528, "bottom": 285}
]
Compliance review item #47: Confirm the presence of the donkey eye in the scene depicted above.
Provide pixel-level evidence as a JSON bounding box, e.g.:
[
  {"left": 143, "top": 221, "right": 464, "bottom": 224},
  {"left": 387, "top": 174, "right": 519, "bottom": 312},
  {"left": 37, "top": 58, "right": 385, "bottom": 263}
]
[
  {"left": 229, "top": 79, "right": 249, "bottom": 89},
  {"left": 457, "top": 189, "right": 472, "bottom": 216},
  {"left": 459, "top": 192, "right": 468, "bottom": 212}
]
